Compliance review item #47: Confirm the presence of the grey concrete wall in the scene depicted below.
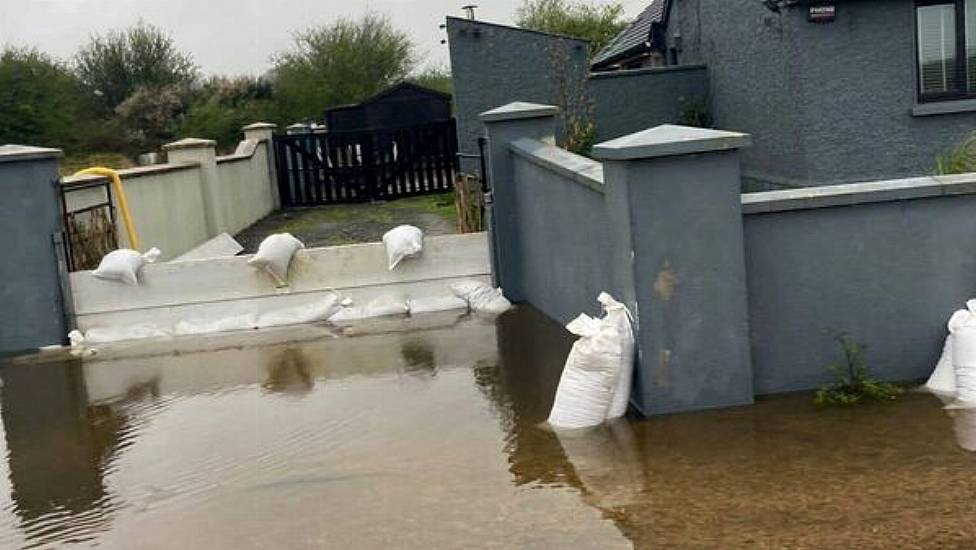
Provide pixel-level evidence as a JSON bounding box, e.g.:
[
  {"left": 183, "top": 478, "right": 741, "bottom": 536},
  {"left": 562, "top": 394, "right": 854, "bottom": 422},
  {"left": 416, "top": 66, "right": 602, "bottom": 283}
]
[
  {"left": 0, "top": 148, "right": 68, "bottom": 354},
  {"left": 671, "top": 0, "right": 976, "bottom": 188},
  {"left": 447, "top": 17, "right": 590, "bottom": 172},
  {"left": 742, "top": 175, "right": 976, "bottom": 394},
  {"left": 447, "top": 18, "right": 709, "bottom": 173},
  {"left": 589, "top": 65, "right": 709, "bottom": 142},
  {"left": 510, "top": 146, "right": 613, "bottom": 323}
]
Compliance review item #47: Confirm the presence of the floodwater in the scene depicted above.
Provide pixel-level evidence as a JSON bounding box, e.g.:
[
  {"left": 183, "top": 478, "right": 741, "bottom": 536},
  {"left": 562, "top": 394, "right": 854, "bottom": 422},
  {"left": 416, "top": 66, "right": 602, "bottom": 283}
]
[{"left": 0, "top": 307, "right": 975, "bottom": 549}]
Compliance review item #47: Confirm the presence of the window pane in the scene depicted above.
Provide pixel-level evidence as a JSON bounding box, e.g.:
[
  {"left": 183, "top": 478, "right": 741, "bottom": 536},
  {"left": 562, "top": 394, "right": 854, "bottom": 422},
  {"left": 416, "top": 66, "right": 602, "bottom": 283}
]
[
  {"left": 967, "top": 0, "right": 976, "bottom": 90},
  {"left": 917, "top": 4, "right": 961, "bottom": 95}
]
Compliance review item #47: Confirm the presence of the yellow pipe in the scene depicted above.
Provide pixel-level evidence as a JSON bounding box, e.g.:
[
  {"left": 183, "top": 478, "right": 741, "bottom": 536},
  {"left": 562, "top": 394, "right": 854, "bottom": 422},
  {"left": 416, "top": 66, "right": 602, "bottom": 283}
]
[{"left": 73, "top": 167, "right": 140, "bottom": 251}]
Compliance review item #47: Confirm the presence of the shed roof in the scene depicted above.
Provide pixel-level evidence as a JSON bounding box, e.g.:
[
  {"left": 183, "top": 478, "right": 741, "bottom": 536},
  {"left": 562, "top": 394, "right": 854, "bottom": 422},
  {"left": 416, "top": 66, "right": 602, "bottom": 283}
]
[{"left": 591, "top": 0, "right": 668, "bottom": 69}]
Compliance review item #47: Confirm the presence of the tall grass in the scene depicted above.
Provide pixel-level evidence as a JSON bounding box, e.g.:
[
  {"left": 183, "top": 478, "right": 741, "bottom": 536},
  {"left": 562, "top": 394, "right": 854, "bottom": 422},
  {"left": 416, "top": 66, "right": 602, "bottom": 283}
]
[{"left": 936, "top": 133, "right": 976, "bottom": 175}]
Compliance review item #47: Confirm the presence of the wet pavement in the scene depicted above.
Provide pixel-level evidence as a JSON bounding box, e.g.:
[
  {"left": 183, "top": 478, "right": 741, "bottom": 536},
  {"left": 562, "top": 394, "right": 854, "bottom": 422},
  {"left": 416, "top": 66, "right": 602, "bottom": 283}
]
[{"left": 0, "top": 307, "right": 975, "bottom": 549}]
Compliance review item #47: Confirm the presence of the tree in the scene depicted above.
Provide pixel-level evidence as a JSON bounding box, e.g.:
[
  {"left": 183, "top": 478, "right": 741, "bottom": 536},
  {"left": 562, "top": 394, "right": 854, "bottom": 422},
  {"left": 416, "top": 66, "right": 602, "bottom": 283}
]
[
  {"left": 516, "top": 0, "right": 628, "bottom": 54},
  {"left": 75, "top": 22, "right": 197, "bottom": 113},
  {"left": 409, "top": 65, "right": 453, "bottom": 96},
  {"left": 273, "top": 13, "right": 415, "bottom": 123},
  {"left": 0, "top": 47, "right": 92, "bottom": 151},
  {"left": 181, "top": 75, "right": 277, "bottom": 151}
]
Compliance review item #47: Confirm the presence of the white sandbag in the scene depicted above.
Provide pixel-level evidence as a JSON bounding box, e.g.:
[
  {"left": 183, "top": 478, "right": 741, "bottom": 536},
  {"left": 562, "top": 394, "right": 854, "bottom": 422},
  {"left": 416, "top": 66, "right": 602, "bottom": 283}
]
[
  {"left": 256, "top": 295, "right": 342, "bottom": 329},
  {"left": 382, "top": 225, "right": 424, "bottom": 270},
  {"left": 952, "top": 409, "right": 976, "bottom": 451},
  {"left": 248, "top": 233, "right": 304, "bottom": 284},
  {"left": 328, "top": 296, "right": 409, "bottom": 323},
  {"left": 92, "top": 247, "right": 162, "bottom": 285},
  {"left": 601, "top": 293, "right": 635, "bottom": 419},
  {"left": 927, "top": 336, "right": 957, "bottom": 395},
  {"left": 174, "top": 314, "right": 258, "bottom": 336},
  {"left": 953, "top": 326, "right": 976, "bottom": 405},
  {"left": 927, "top": 301, "right": 976, "bottom": 395},
  {"left": 84, "top": 323, "right": 171, "bottom": 343},
  {"left": 449, "top": 279, "right": 512, "bottom": 314},
  {"left": 407, "top": 295, "right": 469, "bottom": 315},
  {"left": 548, "top": 297, "right": 628, "bottom": 429}
]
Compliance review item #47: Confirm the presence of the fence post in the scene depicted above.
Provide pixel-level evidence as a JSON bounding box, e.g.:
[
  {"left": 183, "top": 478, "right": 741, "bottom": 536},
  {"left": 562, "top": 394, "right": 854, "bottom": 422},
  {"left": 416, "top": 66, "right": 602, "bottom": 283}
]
[
  {"left": 0, "top": 146, "right": 70, "bottom": 354},
  {"left": 479, "top": 102, "right": 558, "bottom": 299},
  {"left": 243, "top": 122, "right": 280, "bottom": 210},
  {"left": 592, "top": 125, "right": 754, "bottom": 415},
  {"left": 163, "top": 138, "right": 223, "bottom": 238}
]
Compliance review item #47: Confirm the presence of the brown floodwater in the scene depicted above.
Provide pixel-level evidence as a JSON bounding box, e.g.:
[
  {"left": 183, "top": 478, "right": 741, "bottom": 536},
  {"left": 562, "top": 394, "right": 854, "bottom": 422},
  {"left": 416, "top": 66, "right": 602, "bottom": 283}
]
[{"left": 0, "top": 306, "right": 974, "bottom": 549}]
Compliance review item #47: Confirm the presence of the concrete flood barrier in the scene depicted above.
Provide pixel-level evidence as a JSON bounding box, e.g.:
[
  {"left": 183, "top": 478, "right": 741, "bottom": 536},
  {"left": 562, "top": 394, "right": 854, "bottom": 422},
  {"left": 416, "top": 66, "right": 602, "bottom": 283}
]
[{"left": 69, "top": 233, "right": 491, "bottom": 340}]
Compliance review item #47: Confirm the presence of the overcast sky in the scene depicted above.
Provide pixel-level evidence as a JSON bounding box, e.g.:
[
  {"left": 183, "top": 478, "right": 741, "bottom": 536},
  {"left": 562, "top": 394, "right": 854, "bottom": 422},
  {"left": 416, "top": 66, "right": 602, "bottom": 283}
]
[{"left": 0, "top": 0, "right": 649, "bottom": 76}]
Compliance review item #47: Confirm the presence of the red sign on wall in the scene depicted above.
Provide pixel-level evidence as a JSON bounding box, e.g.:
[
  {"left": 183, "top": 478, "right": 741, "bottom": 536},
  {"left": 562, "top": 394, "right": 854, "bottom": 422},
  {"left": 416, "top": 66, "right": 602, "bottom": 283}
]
[{"left": 809, "top": 4, "right": 836, "bottom": 23}]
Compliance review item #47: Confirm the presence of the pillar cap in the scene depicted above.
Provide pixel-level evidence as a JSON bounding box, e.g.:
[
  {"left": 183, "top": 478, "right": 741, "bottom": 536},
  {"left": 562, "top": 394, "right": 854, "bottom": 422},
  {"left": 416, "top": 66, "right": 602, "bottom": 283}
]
[
  {"left": 163, "top": 138, "right": 217, "bottom": 151},
  {"left": 0, "top": 145, "right": 62, "bottom": 163},
  {"left": 592, "top": 125, "right": 751, "bottom": 161},
  {"left": 242, "top": 122, "right": 277, "bottom": 131},
  {"left": 479, "top": 102, "right": 559, "bottom": 123}
]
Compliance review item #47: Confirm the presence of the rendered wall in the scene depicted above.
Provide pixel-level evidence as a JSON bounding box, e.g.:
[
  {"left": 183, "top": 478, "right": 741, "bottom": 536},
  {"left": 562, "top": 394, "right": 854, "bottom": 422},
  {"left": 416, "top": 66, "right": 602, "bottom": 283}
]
[
  {"left": 589, "top": 65, "right": 709, "bottom": 142},
  {"left": 509, "top": 142, "right": 612, "bottom": 323},
  {"left": 670, "top": 0, "right": 976, "bottom": 188},
  {"left": 447, "top": 18, "right": 710, "bottom": 173},
  {"left": 446, "top": 17, "right": 590, "bottom": 172},
  {"left": 742, "top": 176, "right": 976, "bottom": 394},
  {"left": 62, "top": 134, "right": 277, "bottom": 263}
]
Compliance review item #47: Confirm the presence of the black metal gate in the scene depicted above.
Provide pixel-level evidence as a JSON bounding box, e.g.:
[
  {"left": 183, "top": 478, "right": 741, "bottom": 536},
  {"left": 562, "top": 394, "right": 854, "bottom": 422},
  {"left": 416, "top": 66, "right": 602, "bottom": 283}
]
[{"left": 273, "top": 119, "right": 459, "bottom": 207}]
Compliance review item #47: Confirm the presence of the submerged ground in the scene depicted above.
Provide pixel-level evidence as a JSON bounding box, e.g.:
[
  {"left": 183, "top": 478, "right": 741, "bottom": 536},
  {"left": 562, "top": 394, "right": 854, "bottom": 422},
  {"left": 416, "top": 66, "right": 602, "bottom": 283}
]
[{"left": 0, "top": 306, "right": 974, "bottom": 549}]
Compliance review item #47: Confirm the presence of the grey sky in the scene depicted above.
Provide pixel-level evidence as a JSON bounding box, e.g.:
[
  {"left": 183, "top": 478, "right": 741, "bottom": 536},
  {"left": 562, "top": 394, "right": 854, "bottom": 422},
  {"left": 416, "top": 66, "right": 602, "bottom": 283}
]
[{"left": 0, "top": 0, "right": 648, "bottom": 76}]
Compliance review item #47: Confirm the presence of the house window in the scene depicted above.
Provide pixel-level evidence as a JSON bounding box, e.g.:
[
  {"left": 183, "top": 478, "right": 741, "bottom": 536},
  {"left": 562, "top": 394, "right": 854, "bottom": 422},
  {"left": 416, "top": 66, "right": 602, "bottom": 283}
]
[{"left": 916, "top": 0, "right": 976, "bottom": 101}]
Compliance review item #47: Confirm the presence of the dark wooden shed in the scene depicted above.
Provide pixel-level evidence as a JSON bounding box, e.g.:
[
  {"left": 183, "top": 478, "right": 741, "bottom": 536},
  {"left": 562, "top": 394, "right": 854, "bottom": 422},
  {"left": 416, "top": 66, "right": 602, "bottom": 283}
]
[{"left": 325, "top": 82, "right": 452, "bottom": 132}]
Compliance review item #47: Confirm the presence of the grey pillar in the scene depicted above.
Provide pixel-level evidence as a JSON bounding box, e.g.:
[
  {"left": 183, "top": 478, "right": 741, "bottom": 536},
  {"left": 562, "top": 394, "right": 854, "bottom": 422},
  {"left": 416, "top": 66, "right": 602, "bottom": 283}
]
[
  {"left": 0, "top": 146, "right": 69, "bottom": 354},
  {"left": 479, "top": 102, "right": 558, "bottom": 299},
  {"left": 593, "top": 125, "right": 754, "bottom": 415}
]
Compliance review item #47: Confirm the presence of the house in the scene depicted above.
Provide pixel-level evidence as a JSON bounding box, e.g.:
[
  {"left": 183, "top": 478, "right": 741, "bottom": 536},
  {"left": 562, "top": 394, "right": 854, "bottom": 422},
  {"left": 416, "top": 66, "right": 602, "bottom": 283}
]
[
  {"left": 591, "top": 0, "right": 671, "bottom": 71},
  {"left": 591, "top": 0, "right": 976, "bottom": 189}
]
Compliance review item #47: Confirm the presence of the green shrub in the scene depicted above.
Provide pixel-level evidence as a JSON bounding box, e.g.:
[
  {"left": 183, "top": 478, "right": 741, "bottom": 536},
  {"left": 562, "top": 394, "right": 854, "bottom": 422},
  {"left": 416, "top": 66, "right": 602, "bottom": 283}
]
[
  {"left": 936, "top": 133, "right": 976, "bottom": 175},
  {"left": 814, "top": 335, "right": 903, "bottom": 406}
]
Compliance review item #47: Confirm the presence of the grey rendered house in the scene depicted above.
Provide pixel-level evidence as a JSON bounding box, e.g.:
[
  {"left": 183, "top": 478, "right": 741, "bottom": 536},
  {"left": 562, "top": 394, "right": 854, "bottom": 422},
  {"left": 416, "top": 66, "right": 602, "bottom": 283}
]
[{"left": 593, "top": 0, "right": 976, "bottom": 189}]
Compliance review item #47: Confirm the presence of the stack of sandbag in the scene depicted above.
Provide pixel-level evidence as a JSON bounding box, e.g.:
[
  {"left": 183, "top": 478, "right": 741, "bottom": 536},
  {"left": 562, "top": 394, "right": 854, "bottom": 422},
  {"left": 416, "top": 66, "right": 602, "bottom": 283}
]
[
  {"left": 548, "top": 293, "right": 635, "bottom": 429},
  {"left": 927, "top": 300, "right": 976, "bottom": 406},
  {"left": 450, "top": 280, "right": 512, "bottom": 314},
  {"left": 328, "top": 296, "right": 409, "bottom": 323}
]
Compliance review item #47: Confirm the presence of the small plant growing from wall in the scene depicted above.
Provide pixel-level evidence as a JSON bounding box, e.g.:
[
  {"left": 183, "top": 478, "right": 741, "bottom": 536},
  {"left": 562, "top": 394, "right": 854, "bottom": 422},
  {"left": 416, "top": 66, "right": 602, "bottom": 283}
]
[
  {"left": 676, "top": 96, "right": 713, "bottom": 129},
  {"left": 936, "top": 133, "right": 976, "bottom": 175},
  {"left": 814, "top": 335, "right": 903, "bottom": 406},
  {"left": 546, "top": 40, "right": 597, "bottom": 155}
]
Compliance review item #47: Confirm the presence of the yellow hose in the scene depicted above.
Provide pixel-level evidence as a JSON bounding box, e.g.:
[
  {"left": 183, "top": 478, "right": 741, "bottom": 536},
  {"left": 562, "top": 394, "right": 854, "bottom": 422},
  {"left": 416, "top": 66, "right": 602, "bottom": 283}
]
[{"left": 73, "top": 167, "right": 140, "bottom": 251}]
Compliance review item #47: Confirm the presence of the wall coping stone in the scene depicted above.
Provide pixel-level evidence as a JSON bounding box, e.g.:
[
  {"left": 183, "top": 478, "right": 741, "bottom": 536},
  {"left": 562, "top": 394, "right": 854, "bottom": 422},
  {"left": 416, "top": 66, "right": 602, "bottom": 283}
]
[
  {"left": 741, "top": 173, "right": 976, "bottom": 214},
  {"left": 163, "top": 138, "right": 216, "bottom": 151},
  {"left": 241, "top": 122, "right": 277, "bottom": 131},
  {"left": 0, "top": 145, "right": 62, "bottom": 163},
  {"left": 588, "top": 64, "right": 707, "bottom": 80},
  {"left": 479, "top": 102, "right": 559, "bottom": 123},
  {"left": 592, "top": 124, "right": 751, "bottom": 161},
  {"left": 62, "top": 162, "right": 200, "bottom": 186},
  {"left": 509, "top": 138, "right": 605, "bottom": 194}
]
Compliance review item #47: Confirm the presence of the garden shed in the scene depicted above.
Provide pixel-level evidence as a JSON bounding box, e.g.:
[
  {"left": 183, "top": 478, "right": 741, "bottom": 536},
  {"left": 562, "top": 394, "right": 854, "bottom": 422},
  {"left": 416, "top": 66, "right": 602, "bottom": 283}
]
[{"left": 325, "top": 82, "right": 452, "bottom": 131}]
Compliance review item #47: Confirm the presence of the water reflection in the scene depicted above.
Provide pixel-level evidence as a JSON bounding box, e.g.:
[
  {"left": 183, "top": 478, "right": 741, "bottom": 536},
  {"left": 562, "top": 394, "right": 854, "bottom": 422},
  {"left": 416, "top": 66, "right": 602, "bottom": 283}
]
[
  {"left": 262, "top": 347, "right": 314, "bottom": 395},
  {"left": 399, "top": 338, "right": 436, "bottom": 378},
  {"left": 0, "top": 359, "right": 134, "bottom": 547}
]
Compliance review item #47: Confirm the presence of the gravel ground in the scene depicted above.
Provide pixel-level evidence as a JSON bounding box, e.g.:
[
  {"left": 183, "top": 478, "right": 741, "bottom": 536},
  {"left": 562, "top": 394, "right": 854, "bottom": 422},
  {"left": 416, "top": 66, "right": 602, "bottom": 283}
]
[{"left": 235, "top": 193, "right": 458, "bottom": 252}]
